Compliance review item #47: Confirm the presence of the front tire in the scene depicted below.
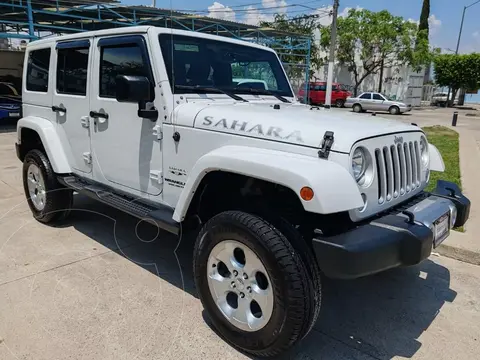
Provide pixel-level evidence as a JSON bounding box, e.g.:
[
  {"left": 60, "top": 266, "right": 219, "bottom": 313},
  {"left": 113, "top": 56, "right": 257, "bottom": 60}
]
[
  {"left": 389, "top": 105, "right": 400, "bottom": 115},
  {"left": 193, "top": 211, "right": 318, "bottom": 357},
  {"left": 335, "top": 99, "right": 345, "bottom": 108},
  {"left": 22, "top": 149, "right": 73, "bottom": 223}
]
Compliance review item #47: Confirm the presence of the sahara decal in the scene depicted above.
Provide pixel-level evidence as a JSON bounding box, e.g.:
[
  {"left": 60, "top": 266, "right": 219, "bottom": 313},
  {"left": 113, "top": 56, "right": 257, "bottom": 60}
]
[{"left": 202, "top": 116, "right": 304, "bottom": 143}]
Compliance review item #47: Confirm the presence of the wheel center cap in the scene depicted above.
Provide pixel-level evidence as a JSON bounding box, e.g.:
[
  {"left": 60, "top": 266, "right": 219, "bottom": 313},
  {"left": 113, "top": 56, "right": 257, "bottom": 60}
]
[{"left": 236, "top": 278, "right": 245, "bottom": 290}]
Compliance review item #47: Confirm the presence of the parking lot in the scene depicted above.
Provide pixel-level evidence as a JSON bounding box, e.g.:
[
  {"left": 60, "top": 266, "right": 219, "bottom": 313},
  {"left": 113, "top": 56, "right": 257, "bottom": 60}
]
[{"left": 1, "top": 111, "right": 480, "bottom": 360}]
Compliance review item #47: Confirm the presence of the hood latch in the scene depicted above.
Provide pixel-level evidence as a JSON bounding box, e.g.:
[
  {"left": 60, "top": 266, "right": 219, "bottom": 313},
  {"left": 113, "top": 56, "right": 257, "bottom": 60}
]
[{"left": 318, "top": 131, "right": 334, "bottom": 159}]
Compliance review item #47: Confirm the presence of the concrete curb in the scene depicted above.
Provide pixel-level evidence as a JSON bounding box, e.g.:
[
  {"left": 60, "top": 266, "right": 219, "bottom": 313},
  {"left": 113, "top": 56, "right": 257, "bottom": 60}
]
[{"left": 436, "top": 244, "right": 480, "bottom": 266}]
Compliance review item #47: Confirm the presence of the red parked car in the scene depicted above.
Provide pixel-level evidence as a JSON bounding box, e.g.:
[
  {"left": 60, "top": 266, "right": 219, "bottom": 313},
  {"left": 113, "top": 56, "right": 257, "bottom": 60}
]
[{"left": 298, "top": 82, "right": 352, "bottom": 107}]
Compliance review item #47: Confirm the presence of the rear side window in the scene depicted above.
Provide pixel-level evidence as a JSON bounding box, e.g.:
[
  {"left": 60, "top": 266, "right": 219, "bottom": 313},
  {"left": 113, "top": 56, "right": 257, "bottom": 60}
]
[
  {"left": 314, "top": 84, "right": 327, "bottom": 91},
  {"left": 57, "top": 47, "right": 89, "bottom": 95},
  {"left": 26, "top": 48, "right": 51, "bottom": 92},
  {"left": 360, "top": 93, "right": 371, "bottom": 99},
  {"left": 99, "top": 44, "right": 149, "bottom": 98}
]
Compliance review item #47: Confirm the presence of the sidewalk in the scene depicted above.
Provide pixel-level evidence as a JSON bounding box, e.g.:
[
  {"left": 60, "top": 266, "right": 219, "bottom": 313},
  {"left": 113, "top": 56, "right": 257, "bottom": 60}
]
[{"left": 436, "top": 126, "right": 480, "bottom": 265}]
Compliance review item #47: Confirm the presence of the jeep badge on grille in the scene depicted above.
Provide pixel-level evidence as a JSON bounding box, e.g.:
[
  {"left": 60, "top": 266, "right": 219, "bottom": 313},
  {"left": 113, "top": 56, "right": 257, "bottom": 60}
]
[{"left": 394, "top": 135, "right": 404, "bottom": 144}]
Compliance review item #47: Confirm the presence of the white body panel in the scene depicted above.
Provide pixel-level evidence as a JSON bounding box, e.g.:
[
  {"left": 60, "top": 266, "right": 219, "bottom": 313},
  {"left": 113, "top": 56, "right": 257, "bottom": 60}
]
[
  {"left": 17, "top": 116, "right": 72, "bottom": 173},
  {"left": 18, "top": 26, "right": 444, "bottom": 222}
]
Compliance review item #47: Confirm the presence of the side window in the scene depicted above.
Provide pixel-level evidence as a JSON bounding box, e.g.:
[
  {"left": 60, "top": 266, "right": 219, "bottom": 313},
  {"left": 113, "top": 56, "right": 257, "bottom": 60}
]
[
  {"left": 314, "top": 84, "right": 327, "bottom": 91},
  {"left": 372, "top": 93, "right": 384, "bottom": 100},
  {"left": 26, "top": 48, "right": 51, "bottom": 92},
  {"left": 99, "top": 44, "right": 149, "bottom": 98},
  {"left": 359, "top": 93, "right": 371, "bottom": 99},
  {"left": 57, "top": 47, "right": 89, "bottom": 96}
]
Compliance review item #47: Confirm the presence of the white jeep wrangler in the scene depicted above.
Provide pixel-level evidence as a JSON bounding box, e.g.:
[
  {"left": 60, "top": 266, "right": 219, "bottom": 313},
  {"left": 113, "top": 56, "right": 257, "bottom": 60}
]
[{"left": 16, "top": 26, "right": 470, "bottom": 357}]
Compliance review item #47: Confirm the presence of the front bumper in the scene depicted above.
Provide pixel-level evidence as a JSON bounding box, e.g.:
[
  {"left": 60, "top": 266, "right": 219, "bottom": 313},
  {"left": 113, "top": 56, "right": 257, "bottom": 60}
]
[{"left": 313, "top": 180, "right": 470, "bottom": 279}]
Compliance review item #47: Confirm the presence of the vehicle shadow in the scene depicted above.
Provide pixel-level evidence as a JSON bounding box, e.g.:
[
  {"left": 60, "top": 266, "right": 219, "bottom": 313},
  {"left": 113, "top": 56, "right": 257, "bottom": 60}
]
[{"left": 62, "top": 194, "right": 457, "bottom": 360}]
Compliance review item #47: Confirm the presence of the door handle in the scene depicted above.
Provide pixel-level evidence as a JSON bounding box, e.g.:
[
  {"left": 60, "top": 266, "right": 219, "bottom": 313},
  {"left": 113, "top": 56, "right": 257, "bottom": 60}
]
[
  {"left": 52, "top": 105, "right": 67, "bottom": 113},
  {"left": 89, "top": 110, "right": 109, "bottom": 124}
]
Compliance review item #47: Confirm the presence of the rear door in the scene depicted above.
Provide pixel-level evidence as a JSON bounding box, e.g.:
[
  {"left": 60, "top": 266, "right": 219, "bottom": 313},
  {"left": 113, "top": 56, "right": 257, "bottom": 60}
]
[{"left": 52, "top": 39, "right": 92, "bottom": 174}]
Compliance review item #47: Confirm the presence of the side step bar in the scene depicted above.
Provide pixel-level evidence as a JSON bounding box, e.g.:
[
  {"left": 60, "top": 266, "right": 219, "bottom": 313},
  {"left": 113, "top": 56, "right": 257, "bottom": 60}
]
[{"left": 58, "top": 176, "right": 179, "bottom": 235}]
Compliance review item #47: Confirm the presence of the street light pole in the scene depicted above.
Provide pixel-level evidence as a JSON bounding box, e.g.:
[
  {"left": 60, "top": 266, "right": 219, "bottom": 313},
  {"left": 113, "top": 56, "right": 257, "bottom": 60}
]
[
  {"left": 455, "top": 0, "right": 480, "bottom": 54},
  {"left": 447, "top": 0, "right": 480, "bottom": 106},
  {"left": 325, "top": 0, "right": 339, "bottom": 108}
]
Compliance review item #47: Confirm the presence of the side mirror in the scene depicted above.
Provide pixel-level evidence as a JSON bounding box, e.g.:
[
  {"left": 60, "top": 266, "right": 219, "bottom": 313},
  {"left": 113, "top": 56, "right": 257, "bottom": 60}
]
[{"left": 115, "top": 75, "right": 152, "bottom": 103}]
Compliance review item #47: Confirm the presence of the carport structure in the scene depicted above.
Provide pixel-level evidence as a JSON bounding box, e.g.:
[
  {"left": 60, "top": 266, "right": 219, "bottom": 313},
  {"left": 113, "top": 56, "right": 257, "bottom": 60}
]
[{"left": 0, "top": 0, "right": 312, "bottom": 94}]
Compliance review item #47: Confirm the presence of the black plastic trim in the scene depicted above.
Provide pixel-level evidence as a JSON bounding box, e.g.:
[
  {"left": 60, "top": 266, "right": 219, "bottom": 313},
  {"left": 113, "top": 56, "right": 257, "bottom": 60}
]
[
  {"left": 58, "top": 176, "right": 179, "bottom": 235},
  {"left": 313, "top": 180, "right": 470, "bottom": 279},
  {"left": 56, "top": 39, "right": 90, "bottom": 49}
]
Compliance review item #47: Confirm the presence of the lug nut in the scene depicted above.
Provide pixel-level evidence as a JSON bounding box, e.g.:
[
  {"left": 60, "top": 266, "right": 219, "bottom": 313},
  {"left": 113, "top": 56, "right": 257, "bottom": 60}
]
[
  {"left": 243, "top": 273, "right": 248, "bottom": 280},
  {"left": 233, "top": 270, "right": 238, "bottom": 276},
  {"left": 231, "top": 281, "right": 236, "bottom": 288},
  {"left": 247, "top": 286, "right": 252, "bottom": 293},
  {"left": 240, "top": 292, "right": 245, "bottom": 298}
]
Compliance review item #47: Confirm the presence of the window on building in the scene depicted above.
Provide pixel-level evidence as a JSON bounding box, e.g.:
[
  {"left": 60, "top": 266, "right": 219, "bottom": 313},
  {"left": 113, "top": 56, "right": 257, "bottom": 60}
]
[
  {"left": 372, "top": 93, "right": 385, "bottom": 101},
  {"left": 57, "top": 47, "right": 89, "bottom": 95},
  {"left": 26, "top": 48, "right": 51, "bottom": 92},
  {"left": 99, "top": 44, "right": 149, "bottom": 98},
  {"left": 359, "top": 93, "right": 371, "bottom": 99}
]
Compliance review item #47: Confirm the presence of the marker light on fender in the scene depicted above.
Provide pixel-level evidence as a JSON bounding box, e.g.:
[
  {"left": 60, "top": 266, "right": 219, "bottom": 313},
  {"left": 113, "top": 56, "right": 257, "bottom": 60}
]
[{"left": 300, "top": 187, "right": 314, "bottom": 201}]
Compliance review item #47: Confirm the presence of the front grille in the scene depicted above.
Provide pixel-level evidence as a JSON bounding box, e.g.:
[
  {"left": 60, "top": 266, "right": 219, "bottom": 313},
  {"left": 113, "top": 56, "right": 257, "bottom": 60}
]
[{"left": 375, "top": 141, "right": 421, "bottom": 204}]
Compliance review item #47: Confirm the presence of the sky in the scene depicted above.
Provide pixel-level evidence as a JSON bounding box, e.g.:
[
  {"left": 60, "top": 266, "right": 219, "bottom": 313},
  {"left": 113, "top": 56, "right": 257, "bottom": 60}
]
[{"left": 122, "top": 0, "right": 480, "bottom": 54}]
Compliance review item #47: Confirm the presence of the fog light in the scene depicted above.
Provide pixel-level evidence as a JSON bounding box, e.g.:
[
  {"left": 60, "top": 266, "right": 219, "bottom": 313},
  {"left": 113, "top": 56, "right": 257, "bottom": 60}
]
[{"left": 450, "top": 205, "right": 458, "bottom": 228}]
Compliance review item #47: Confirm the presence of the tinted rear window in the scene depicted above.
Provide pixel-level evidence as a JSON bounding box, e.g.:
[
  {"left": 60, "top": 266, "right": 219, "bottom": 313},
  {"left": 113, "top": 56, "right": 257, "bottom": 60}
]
[{"left": 26, "top": 48, "right": 51, "bottom": 92}]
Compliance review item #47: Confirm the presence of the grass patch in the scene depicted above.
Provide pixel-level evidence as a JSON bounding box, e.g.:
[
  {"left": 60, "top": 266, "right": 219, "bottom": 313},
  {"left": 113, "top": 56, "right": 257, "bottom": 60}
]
[
  {"left": 423, "top": 126, "right": 461, "bottom": 192},
  {"left": 423, "top": 126, "right": 464, "bottom": 232}
]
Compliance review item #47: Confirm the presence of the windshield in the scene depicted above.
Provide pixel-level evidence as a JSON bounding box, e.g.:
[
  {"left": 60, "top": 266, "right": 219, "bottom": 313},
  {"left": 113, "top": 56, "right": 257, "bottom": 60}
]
[{"left": 159, "top": 34, "right": 293, "bottom": 98}]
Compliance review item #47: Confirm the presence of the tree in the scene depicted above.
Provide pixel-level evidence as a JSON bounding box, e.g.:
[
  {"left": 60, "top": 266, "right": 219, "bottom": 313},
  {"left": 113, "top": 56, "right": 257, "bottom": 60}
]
[
  {"left": 433, "top": 53, "right": 480, "bottom": 106},
  {"left": 417, "top": 0, "right": 430, "bottom": 46},
  {"left": 260, "top": 14, "right": 322, "bottom": 85},
  {"left": 320, "top": 9, "right": 432, "bottom": 96}
]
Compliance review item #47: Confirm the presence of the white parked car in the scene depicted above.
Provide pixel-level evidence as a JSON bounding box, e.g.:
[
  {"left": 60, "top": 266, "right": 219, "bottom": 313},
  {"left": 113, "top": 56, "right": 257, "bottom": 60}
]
[
  {"left": 16, "top": 26, "right": 470, "bottom": 357},
  {"left": 430, "top": 92, "right": 458, "bottom": 106},
  {"left": 345, "top": 91, "right": 412, "bottom": 115}
]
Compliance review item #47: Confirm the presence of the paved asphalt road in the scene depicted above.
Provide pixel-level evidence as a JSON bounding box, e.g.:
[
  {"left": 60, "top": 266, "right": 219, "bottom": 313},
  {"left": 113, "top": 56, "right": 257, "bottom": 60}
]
[{"left": 1, "top": 112, "right": 480, "bottom": 360}]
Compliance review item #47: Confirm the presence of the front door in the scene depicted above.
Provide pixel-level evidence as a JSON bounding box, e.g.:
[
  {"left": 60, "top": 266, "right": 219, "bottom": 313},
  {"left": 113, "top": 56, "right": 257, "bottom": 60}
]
[
  {"left": 52, "top": 39, "right": 92, "bottom": 174},
  {"left": 89, "top": 35, "right": 163, "bottom": 196}
]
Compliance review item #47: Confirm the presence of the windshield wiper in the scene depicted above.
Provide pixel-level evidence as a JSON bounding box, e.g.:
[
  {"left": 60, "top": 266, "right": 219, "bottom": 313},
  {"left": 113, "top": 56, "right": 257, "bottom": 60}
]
[
  {"left": 175, "top": 85, "right": 248, "bottom": 102},
  {"left": 234, "top": 87, "right": 290, "bottom": 103}
]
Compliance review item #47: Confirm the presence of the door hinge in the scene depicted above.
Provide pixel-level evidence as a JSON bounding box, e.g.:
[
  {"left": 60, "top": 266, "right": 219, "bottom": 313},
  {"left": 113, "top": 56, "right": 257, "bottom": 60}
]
[
  {"left": 83, "top": 152, "right": 92, "bottom": 164},
  {"left": 149, "top": 170, "right": 163, "bottom": 184},
  {"left": 80, "top": 116, "right": 90, "bottom": 128},
  {"left": 153, "top": 125, "right": 163, "bottom": 140},
  {"left": 318, "top": 131, "right": 334, "bottom": 159}
]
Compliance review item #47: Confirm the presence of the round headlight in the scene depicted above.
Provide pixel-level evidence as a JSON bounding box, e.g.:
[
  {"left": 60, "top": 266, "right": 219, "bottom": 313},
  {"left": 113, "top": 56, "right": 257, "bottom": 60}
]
[
  {"left": 420, "top": 136, "right": 429, "bottom": 167},
  {"left": 352, "top": 147, "right": 367, "bottom": 181}
]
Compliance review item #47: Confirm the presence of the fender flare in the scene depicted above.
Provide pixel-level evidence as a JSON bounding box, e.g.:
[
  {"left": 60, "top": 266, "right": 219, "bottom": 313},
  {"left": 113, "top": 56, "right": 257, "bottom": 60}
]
[
  {"left": 17, "top": 116, "right": 71, "bottom": 173},
  {"left": 172, "top": 145, "right": 364, "bottom": 222},
  {"left": 428, "top": 143, "right": 445, "bottom": 172}
]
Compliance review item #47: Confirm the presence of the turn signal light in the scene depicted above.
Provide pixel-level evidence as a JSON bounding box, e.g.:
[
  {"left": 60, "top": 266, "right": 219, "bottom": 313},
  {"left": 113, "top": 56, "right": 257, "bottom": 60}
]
[{"left": 300, "top": 187, "right": 314, "bottom": 201}]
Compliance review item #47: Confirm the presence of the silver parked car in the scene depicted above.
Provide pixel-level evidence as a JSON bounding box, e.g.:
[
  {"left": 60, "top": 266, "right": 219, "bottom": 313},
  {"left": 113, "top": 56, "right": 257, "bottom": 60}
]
[{"left": 345, "top": 92, "right": 412, "bottom": 115}]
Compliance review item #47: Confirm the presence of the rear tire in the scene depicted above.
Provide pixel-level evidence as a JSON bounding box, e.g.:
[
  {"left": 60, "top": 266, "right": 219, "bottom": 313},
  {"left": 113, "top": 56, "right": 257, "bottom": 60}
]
[
  {"left": 353, "top": 103, "right": 362, "bottom": 113},
  {"left": 22, "top": 149, "right": 73, "bottom": 223},
  {"left": 194, "top": 211, "right": 318, "bottom": 358}
]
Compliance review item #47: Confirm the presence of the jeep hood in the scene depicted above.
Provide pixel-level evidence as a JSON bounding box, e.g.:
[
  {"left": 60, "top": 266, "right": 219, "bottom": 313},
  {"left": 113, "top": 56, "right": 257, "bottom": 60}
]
[{"left": 174, "top": 101, "right": 420, "bottom": 153}]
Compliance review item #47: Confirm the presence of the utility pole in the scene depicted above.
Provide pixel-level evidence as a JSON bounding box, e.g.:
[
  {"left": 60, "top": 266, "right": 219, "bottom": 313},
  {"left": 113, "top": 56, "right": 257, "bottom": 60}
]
[
  {"left": 446, "top": 0, "right": 480, "bottom": 106},
  {"left": 325, "top": 0, "right": 339, "bottom": 108}
]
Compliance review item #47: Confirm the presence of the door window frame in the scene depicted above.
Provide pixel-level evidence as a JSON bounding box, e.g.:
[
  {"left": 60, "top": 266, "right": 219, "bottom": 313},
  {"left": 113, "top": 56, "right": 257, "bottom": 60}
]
[
  {"left": 97, "top": 35, "right": 155, "bottom": 99},
  {"left": 55, "top": 39, "right": 91, "bottom": 97}
]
